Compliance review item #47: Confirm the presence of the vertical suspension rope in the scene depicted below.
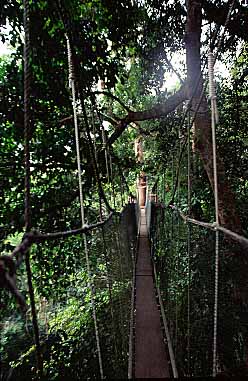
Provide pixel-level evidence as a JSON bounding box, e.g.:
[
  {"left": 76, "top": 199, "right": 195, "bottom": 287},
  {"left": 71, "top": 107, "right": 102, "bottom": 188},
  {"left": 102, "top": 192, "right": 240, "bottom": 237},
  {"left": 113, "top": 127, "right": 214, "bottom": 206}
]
[
  {"left": 66, "top": 36, "right": 104, "bottom": 379},
  {"left": 162, "top": 170, "right": 165, "bottom": 204},
  {"left": 90, "top": 95, "right": 116, "bottom": 209},
  {"left": 91, "top": 107, "right": 98, "bottom": 162},
  {"left": 114, "top": 217, "right": 125, "bottom": 351},
  {"left": 101, "top": 124, "right": 114, "bottom": 207},
  {"left": 120, "top": 174, "right": 125, "bottom": 207},
  {"left": 128, "top": 219, "right": 136, "bottom": 379},
  {"left": 66, "top": 37, "right": 85, "bottom": 222},
  {"left": 171, "top": 152, "right": 176, "bottom": 349},
  {"left": 23, "top": 3, "right": 31, "bottom": 230},
  {"left": 23, "top": 0, "right": 43, "bottom": 377},
  {"left": 187, "top": 109, "right": 191, "bottom": 376},
  {"left": 213, "top": 0, "right": 236, "bottom": 65},
  {"left": 99, "top": 197, "right": 119, "bottom": 366},
  {"left": 175, "top": 128, "right": 181, "bottom": 354},
  {"left": 102, "top": 128, "right": 110, "bottom": 183},
  {"left": 208, "top": 52, "right": 219, "bottom": 224},
  {"left": 208, "top": 50, "right": 219, "bottom": 378},
  {"left": 109, "top": 154, "right": 116, "bottom": 208}
]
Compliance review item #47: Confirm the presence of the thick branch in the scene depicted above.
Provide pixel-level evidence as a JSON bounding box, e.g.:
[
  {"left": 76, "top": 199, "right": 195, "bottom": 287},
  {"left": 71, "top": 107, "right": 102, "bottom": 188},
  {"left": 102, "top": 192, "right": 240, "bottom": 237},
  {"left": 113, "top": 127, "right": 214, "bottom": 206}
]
[
  {"left": 108, "top": 85, "right": 187, "bottom": 145},
  {"left": 7, "top": 211, "right": 115, "bottom": 269},
  {"left": 92, "top": 91, "right": 132, "bottom": 113},
  {"left": 100, "top": 113, "right": 120, "bottom": 126},
  {"left": 164, "top": 55, "right": 184, "bottom": 85},
  {"left": 59, "top": 115, "right": 73, "bottom": 124}
]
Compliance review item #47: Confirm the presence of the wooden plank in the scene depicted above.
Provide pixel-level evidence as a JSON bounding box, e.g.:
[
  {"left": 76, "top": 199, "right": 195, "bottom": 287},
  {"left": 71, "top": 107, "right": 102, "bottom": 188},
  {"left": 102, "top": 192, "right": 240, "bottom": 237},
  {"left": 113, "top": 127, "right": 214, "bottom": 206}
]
[
  {"left": 136, "top": 238, "right": 153, "bottom": 275},
  {"left": 135, "top": 209, "right": 170, "bottom": 378}
]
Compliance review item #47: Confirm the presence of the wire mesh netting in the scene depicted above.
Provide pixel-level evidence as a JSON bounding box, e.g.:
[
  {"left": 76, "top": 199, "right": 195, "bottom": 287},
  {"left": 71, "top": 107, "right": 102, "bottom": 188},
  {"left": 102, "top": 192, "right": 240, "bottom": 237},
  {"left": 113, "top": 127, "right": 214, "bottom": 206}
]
[
  {"left": 0, "top": 204, "right": 137, "bottom": 380},
  {"left": 149, "top": 201, "right": 248, "bottom": 377}
]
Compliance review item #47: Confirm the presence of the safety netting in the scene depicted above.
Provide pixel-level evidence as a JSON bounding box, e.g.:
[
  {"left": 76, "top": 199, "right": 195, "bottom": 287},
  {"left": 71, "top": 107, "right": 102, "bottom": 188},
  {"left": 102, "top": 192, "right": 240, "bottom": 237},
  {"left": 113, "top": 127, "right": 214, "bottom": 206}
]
[
  {"left": 149, "top": 201, "right": 248, "bottom": 378},
  {"left": 0, "top": 204, "right": 137, "bottom": 380}
]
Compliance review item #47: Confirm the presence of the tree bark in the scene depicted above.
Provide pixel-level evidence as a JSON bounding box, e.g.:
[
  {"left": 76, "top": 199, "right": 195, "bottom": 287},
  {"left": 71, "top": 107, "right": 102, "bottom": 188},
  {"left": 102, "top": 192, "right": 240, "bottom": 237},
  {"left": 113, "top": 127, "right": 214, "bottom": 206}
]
[
  {"left": 108, "top": 85, "right": 187, "bottom": 145},
  {"left": 186, "top": 0, "right": 241, "bottom": 232}
]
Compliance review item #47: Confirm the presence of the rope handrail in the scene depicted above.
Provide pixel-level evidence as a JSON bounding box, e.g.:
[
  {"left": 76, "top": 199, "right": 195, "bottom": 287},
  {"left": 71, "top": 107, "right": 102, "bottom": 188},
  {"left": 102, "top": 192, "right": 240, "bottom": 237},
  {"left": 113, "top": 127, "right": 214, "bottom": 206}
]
[
  {"left": 8, "top": 211, "right": 114, "bottom": 264},
  {"left": 169, "top": 204, "right": 248, "bottom": 249},
  {"left": 0, "top": 208, "right": 116, "bottom": 315}
]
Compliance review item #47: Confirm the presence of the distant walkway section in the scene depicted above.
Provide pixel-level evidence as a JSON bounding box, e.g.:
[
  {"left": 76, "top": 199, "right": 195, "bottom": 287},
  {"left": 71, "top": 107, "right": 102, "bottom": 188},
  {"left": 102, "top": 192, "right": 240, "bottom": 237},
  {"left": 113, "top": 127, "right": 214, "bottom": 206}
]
[{"left": 135, "top": 208, "right": 170, "bottom": 378}]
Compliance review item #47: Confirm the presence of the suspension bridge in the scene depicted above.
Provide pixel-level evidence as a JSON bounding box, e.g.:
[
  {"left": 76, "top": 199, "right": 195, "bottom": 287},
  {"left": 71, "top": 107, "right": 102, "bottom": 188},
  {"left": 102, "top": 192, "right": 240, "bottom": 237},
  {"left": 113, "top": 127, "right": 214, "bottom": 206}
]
[
  {"left": 2, "top": 175, "right": 248, "bottom": 379},
  {"left": 1, "top": 0, "right": 248, "bottom": 379}
]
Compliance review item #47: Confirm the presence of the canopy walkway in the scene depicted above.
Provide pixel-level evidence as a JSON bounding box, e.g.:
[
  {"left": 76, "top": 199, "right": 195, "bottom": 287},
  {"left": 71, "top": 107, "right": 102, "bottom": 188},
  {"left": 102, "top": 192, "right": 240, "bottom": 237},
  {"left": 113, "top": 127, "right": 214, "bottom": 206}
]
[
  {"left": 135, "top": 207, "right": 169, "bottom": 378},
  {"left": 1, "top": 1, "right": 248, "bottom": 379},
  {"left": 2, "top": 186, "right": 248, "bottom": 379}
]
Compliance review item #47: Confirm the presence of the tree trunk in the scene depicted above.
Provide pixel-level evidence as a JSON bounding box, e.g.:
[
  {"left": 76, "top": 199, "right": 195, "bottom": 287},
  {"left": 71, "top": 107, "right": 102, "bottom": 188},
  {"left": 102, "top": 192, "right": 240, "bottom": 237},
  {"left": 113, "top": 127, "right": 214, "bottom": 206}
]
[
  {"left": 187, "top": 1, "right": 248, "bottom": 375},
  {"left": 186, "top": 0, "right": 241, "bottom": 232}
]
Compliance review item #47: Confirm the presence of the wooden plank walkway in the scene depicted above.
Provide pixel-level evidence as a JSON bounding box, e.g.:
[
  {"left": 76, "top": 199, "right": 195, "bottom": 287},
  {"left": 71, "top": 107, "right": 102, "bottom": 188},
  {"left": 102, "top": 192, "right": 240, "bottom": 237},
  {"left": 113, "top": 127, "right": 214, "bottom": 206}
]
[{"left": 135, "top": 208, "right": 170, "bottom": 378}]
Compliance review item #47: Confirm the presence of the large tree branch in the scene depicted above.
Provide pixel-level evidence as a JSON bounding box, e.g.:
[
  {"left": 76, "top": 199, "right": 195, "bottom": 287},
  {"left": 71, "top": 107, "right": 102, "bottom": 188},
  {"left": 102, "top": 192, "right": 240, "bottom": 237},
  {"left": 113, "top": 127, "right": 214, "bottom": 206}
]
[
  {"left": 164, "top": 54, "right": 184, "bottom": 85},
  {"left": 100, "top": 113, "right": 120, "bottom": 126},
  {"left": 92, "top": 91, "right": 132, "bottom": 113},
  {"left": 108, "top": 85, "right": 187, "bottom": 145}
]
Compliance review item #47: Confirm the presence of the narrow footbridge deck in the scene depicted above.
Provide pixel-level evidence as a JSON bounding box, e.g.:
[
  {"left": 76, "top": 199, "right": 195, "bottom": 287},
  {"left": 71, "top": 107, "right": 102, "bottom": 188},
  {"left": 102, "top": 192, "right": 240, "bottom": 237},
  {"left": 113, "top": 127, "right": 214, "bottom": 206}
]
[{"left": 135, "top": 208, "right": 170, "bottom": 378}]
